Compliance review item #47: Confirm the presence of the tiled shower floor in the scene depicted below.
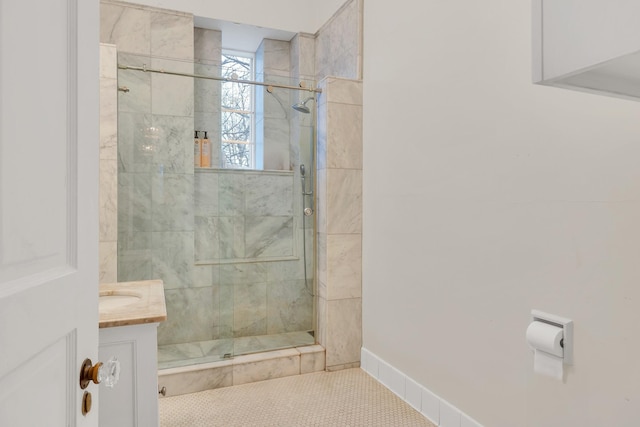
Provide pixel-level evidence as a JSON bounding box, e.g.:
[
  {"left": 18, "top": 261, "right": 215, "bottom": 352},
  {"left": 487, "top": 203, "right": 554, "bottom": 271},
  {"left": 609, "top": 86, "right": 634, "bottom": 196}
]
[{"left": 158, "top": 331, "right": 315, "bottom": 369}]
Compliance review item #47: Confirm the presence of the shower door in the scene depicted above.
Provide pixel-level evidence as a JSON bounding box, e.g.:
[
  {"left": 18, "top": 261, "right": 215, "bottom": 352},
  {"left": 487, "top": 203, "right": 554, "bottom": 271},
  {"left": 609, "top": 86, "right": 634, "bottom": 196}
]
[{"left": 116, "top": 53, "right": 316, "bottom": 369}]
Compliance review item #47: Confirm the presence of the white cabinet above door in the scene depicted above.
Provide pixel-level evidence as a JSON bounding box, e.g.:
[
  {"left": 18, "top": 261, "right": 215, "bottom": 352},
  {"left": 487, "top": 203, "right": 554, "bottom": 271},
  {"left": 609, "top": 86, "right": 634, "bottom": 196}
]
[{"left": 533, "top": 0, "right": 640, "bottom": 100}]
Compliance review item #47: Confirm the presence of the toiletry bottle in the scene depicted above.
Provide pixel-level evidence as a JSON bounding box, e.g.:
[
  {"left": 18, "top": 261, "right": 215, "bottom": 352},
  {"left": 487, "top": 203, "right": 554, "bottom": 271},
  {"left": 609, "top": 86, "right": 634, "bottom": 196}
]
[
  {"left": 194, "top": 130, "right": 201, "bottom": 168},
  {"left": 201, "top": 131, "right": 211, "bottom": 168}
]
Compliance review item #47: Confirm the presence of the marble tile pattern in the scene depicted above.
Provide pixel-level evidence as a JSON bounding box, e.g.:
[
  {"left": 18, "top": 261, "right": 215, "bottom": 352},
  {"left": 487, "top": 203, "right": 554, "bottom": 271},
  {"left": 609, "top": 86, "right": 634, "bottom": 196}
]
[
  {"left": 193, "top": 169, "right": 311, "bottom": 337},
  {"left": 299, "top": 345, "right": 326, "bottom": 374},
  {"left": 261, "top": 40, "right": 291, "bottom": 78},
  {"left": 233, "top": 282, "right": 267, "bottom": 337},
  {"left": 233, "top": 348, "right": 300, "bottom": 385},
  {"left": 151, "top": 58, "right": 194, "bottom": 117},
  {"left": 151, "top": 231, "right": 195, "bottom": 290},
  {"left": 218, "top": 173, "right": 245, "bottom": 216},
  {"left": 266, "top": 280, "right": 313, "bottom": 334},
  {"left": 151, "top": 11, "right": 193, "bottom": 60},
  {"left": 325, "top": 298, "right": 362, "bottom": 368},
  {"left": 99, "top": 144, "right": 118, "bottom": 241},
  {"left": 217, "top": 216, "right": 245, "bottom": 259},
  {"left": 326, "top": 234, "right": 362, "bottom": 300},
  {"left": 158, "top": 361, "right": 233, "bottom": 397},
  {"left": 316, "top": 77, "right": 363, "bottom": 370},
  {"left": 99, "top": 63, "right": 118, "bottom": 159},
  {"left": 116, "top": 53, "right": 152, "bottom": 115},
  {"left": 257, "top": 39, "right": 291, "bottom": 171},
  {"left": 194, "top": 216, "right": 221, "bottom": 262},
  {"left": 315, "top": 0, "right": 363, "bottom": 81},
  {"left": 158, "top": 344, "right": 323, "bottom": 396},
  {"left": 327, "top": 168, "right": 362, "bottom": 234},
  {"left": 245, "top": 216, "right": 294, "bottom": 258},
  {"left": 151, "top": 115, "right": 195, "bottom": 174},
  {"left": 99, "top": 241, "right": 118, "bottom": 284},
  {"left": 327, "top": 103, "right": 363, "bottom": 170},
  {"left": 100, "top": 1, "right": 151, "bottom": 56},
  {"left": 290, "top": 33, "right": 316, "bottom": 82},
  {"left": 117, "top": 112, "right": 151, "bottom": 173},
  {"left": 100, "top": 43, "right": 118, "bottom": 79},
  {"left": 117, "top": 234, "right": 153, "bottom": 281},
  {"left": 194, "top": 170, "right": 295, "bottom": 263},
  {"left": 194, "top": 28, "right": 221, "bottom": 168},
  {"left": 245, "top": 174, "right": 293, "bottom": 216},
  {"left": 151, "top": 174, "right": 194, "bottom": 232},
  {"left": 102, "top": 1, "right": 196, "bottom": 300},
  {"left": 99, "top": 44, "right": 118, "bottom": 284},
  {"left": 194, "top": 172, "right": 218, "bottom": 216},
  {"left": 157, "top": 286, "right": 216, "bottom": 345},
  {"left": 118, "top": 172, "right": 152, "bottom": 232},
  {"left": 194, "top": 28, "right": 222, "bottom": 66},
  {"left": 317, "top": 234, "right": 327, "bottom": 299}
]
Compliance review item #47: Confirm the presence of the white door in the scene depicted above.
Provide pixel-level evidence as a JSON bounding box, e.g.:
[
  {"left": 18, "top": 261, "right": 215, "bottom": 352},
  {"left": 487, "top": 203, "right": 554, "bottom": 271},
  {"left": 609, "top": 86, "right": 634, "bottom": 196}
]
[{"left": 0, "top": 0, "right": 100, "bottom": 426}]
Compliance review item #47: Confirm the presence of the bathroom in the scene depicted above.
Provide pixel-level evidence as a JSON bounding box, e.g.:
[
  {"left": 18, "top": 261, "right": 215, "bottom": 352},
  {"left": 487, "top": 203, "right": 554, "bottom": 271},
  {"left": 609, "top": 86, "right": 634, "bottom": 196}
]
[{"left": 3, "top": 1, "right": 640, "bottom": 426}]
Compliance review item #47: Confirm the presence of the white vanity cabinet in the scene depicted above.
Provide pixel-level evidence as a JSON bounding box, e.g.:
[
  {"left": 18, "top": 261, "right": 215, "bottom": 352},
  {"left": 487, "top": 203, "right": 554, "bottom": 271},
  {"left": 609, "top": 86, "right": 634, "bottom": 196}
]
[
  {"left": 533, "top": 0, "right": 640, "bottom": 100},
  {"left": 99, "top": 323, "right": 161, "bottom": 427},
  {"left": 98, "top": 280, "right": 167, "bottom": 427}
]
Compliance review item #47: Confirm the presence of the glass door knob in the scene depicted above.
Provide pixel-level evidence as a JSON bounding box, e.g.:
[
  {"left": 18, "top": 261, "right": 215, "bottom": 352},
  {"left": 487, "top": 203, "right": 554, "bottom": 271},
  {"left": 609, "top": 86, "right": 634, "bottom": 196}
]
[{"left": 80, "top": 356, "right": 121, "bottom": 389}]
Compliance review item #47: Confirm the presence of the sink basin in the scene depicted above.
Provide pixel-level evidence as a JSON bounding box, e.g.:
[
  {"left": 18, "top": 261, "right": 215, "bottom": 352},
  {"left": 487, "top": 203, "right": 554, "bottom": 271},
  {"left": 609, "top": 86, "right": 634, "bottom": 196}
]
[
  {"left": 99, "top": 280, "right": 166, "bottom": 328},
  {"left": 99, "top": 290, "right": 143, "bottom": 311}
]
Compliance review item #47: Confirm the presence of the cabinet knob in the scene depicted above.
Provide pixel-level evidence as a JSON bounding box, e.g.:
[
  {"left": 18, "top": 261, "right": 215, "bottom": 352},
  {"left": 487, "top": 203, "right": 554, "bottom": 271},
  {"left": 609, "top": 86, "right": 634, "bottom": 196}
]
[{"left": 80, "top": 356, "right": 120, "bottom": 389}]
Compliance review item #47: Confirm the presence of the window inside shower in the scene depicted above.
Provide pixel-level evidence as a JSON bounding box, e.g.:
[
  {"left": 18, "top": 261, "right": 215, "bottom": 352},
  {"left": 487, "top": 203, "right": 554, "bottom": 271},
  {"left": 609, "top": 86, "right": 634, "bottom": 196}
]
[
  {"left": 116, "top": 51, "right": 317, "bottom": 370},
  {"left": 221, "top": 51, "right": 255, "bottom": 169}
]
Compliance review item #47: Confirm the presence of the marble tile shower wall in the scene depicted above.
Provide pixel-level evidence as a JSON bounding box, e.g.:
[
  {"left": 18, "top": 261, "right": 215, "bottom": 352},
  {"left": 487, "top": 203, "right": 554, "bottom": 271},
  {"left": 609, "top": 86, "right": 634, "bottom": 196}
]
[
  {"left": 316, "top": 77, "right": 363, "bottom": 371},
  {"left": 315, "top": 0, "right": 363, "bottom": 81},
  {"left": 193, "top": 169, "right": 312, "bottom": 338},
  {"left": 100, "top": 0, "right": 197, "bottom": 346},
  {"left": 191, "top": 35, "right": 313, "bottom": 341},
  {"left": 194, "top": 28, "right": 222, "bottom": 168},
  {"left": 99, "top": 43, "right": 118, "bottom": 284},
  {"left": 101, "top": 1, "right": 315, "bottom": 349},
  {"left": 313, "top": 0, "right": 364, "bottom": 371},
  {"left": 289, "top": 32, "right": 317, "bottom": 311},
  {"left": 256, "top": 39, "right": 292, "bottom": 171}
]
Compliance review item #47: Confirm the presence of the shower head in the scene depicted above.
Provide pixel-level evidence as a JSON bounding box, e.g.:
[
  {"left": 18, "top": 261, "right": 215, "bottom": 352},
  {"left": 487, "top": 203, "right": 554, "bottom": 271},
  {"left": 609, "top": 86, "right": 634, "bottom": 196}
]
[
  {"left": 292, "top": 96, "right": 314, "bottom": 114},
  {"left": 300, "top": 164, "right": 305, "bottom": 176}
]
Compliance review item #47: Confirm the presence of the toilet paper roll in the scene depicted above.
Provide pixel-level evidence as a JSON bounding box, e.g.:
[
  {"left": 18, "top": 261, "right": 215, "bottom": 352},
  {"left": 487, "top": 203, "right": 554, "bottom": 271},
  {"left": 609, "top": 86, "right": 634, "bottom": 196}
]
[
  {"left": 526, "top": 321, "right": 564, "bottom": 379},
  {"left": 526, "top": 321, "right": 563, "bottom": 357}
]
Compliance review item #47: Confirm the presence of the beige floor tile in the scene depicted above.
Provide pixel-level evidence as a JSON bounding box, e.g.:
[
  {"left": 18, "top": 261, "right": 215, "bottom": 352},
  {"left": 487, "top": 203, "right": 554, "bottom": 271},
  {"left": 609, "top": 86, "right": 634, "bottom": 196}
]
[{"left": 160, "top": 368, "right": 435, "bottom": 427}]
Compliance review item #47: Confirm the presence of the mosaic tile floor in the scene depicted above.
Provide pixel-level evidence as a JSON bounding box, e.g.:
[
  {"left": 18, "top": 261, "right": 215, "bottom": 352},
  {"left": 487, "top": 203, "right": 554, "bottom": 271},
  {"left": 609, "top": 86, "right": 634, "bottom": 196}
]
[
  {"left": 159, "top": 368, "right": 436, "bottom": 427},
  {"left": 158, "top": 331, "right": 315, "bottom": 370}
]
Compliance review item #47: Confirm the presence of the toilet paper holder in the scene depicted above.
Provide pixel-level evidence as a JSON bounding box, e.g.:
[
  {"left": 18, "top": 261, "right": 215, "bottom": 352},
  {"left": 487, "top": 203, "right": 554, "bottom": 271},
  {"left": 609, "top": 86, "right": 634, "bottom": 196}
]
[{"left": 530, "top": 310, "right": 573, "bottom": 365}]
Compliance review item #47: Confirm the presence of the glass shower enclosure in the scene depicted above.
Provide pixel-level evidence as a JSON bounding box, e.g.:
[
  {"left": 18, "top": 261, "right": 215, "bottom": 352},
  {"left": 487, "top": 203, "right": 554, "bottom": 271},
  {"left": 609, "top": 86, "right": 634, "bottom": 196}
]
[{"left": 116, "top": 52, "right": 317, "bottom": 369}]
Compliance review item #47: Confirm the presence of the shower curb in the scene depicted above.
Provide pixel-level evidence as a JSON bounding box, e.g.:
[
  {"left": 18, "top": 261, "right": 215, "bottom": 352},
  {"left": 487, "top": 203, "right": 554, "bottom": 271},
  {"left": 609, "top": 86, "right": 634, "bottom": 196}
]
[{"left": 158, "top": 345, "right": 325, "bottom": 397}]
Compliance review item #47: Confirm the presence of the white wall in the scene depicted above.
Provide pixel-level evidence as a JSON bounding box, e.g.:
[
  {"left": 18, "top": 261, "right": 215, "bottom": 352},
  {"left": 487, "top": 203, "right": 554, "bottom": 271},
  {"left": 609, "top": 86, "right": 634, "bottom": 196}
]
[
  {"left": 128, "top": 0, "right": 346, "bottom": 34},
  {"left": 363, "top": 2, "right": 640, "bottom": 427}
]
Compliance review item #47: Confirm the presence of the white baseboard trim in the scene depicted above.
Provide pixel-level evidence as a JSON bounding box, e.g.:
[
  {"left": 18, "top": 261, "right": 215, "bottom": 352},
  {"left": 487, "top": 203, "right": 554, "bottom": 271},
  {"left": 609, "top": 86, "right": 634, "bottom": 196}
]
[{"left": 361, "top": 348, "right": 483, "bottom": 427}]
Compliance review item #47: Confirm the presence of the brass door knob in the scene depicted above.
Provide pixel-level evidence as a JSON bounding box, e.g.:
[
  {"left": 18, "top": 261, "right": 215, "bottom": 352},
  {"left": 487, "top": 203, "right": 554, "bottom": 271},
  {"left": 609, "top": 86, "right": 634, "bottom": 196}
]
[{"left": 79, "top": 357, "right": 120, "bottom": 390}]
